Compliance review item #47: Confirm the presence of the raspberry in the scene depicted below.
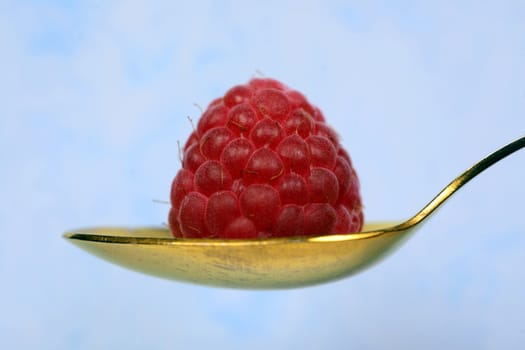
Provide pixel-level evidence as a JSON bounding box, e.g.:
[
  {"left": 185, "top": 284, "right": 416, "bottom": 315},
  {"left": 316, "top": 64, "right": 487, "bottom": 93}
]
[{"left": 169, "top": 78, "right": 363, "bottom": 239}]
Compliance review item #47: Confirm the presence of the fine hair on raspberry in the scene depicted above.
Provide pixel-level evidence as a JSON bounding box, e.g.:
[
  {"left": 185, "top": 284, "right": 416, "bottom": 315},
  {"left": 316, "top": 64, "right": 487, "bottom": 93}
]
[{"left": 169, "top": 78, "right": 363, "bottom": 239}]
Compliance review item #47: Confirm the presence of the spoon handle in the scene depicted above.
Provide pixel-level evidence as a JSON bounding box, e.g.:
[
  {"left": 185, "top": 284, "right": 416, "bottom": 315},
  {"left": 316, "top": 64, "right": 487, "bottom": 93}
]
[{"left": 401, "top": 135, "right": 525, "bottom": 228}]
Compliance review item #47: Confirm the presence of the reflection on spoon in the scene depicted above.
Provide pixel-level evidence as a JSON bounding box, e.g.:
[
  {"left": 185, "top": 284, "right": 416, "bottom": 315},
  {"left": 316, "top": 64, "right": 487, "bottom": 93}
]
[{"left": 64, "top": 136, "right": 525, "bottom": 289}]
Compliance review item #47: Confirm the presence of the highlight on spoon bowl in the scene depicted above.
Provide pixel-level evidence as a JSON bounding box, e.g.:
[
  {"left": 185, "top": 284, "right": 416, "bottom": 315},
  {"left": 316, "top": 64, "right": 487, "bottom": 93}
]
[
  {"left": 64, "top": 135, "right": 525, "bottom": 289},
  {"left": 64, "top": 222, "right": 410, "bottom": 289}
]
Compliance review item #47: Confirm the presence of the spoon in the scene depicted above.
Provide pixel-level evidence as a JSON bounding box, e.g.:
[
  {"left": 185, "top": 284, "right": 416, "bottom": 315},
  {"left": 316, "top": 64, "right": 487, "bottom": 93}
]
[{"left": 64, "top": 136, "right": 525, "bottom": 289}]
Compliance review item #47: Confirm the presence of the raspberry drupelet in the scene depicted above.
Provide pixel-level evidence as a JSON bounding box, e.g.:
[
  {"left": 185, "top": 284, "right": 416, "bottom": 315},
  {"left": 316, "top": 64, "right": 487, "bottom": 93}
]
[{"left": 169, "top": 78, "right": 363, "bottom": 239}]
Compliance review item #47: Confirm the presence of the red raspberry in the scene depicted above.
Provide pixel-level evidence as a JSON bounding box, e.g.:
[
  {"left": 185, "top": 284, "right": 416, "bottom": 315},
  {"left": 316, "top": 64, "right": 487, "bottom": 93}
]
[{"left": 169, "top": 78, "right": 363, "bottom": 239}]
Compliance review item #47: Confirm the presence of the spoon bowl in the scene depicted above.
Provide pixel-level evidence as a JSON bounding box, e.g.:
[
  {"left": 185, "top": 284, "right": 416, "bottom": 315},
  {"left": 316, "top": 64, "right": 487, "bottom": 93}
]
[
  {"left": 64, "top": 136, "right": 525, "bottom": 289},
  {"left": 64, "top": 222, "right": 411, "bottom": 289}
]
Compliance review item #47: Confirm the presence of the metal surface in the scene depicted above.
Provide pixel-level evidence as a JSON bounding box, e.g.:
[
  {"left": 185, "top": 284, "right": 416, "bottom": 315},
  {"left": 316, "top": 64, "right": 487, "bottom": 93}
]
[{"left": 64, "top": 136, "right": 525, "bottom": 289}]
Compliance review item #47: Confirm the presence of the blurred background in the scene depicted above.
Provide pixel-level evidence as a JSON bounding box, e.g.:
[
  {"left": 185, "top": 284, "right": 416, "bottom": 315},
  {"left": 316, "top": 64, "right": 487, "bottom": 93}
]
[{"left": 1, "top": 1, "right": 524, "bottom": 349}]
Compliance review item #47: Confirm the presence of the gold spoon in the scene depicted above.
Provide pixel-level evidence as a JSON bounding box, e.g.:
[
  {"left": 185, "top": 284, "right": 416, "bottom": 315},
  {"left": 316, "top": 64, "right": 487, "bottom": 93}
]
[{"left": 64, "top": 136, "right": 525, "bottom": 289}]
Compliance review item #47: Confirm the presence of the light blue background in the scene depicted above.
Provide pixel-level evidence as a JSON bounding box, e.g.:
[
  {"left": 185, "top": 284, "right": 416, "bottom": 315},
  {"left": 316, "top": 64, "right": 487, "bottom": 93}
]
[{"left": 1, "top": 1, "right": 525, "bottom": 349}]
